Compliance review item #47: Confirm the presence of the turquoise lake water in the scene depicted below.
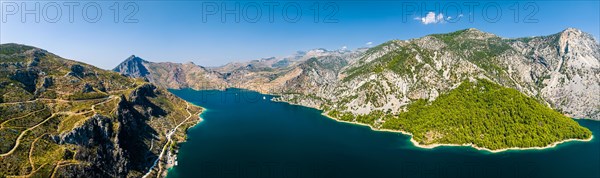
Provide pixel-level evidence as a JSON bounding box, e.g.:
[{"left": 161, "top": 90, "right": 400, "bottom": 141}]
[{"left": 167, "top": 88, "right": 600, "bottom": 178}]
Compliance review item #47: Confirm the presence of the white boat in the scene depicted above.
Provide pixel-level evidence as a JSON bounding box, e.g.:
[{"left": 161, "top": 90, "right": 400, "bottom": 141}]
[{"left": 263, "top": 96, "right": 266, "bottom": 100}]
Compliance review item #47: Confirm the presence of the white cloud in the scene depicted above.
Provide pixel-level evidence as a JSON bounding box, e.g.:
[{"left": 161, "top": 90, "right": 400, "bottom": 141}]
[
  {"left": 366, "top": 42, "right": 373, "bottom": 47},
  {"left": 341, "top": 46, "right": 347, "bottom": 50},
  {"left": 447, "top": 14, "right": 463, "bottom": 21},
  {"left": 416, "top": 12, "right": 445, "bottom": 25}
]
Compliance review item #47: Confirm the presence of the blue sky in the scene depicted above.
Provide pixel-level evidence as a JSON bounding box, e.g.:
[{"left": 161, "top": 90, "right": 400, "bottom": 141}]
[{"left": 1, "top": 0, "right": 599, "bottom": 69}]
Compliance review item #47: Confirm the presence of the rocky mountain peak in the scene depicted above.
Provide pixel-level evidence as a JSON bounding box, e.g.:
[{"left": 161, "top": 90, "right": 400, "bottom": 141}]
[
  {"left": 554, "top": 28, "right": 598, "bottom": 44},
  {"left": 459, "top": 28, "right": 498, "bottom": 39},
  {"left": 306, "top": 48, "right": 329, "bottom": 55},
  {"left": 561, "top": 27, "right": 583, "bottom": 35},
  {"left": 465, "top": 28, "right": 482, "bottom": 32},
  {"left": 552, "top": 28, "right": 600, "bottom": 59},
  {"left": 124, "top": 55, "right": 146, "bottom": 63},
  {"left": 113, "top": 55, "right": 150, "bottom": 78}
]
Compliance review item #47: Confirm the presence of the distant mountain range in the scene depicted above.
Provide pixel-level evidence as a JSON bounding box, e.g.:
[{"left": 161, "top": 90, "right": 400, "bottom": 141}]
[{"left": 115, "top": 28, "right": 600, "bottom": 121}]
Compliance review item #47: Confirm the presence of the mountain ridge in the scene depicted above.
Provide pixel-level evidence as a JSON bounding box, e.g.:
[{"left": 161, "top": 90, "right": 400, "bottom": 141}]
[{"left": 113, "top": 28, "right": 600, "bottom": 120}]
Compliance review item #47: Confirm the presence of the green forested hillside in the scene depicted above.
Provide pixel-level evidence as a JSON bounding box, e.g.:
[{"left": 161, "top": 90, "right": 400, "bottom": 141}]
[{"left": 330, "top": 79, "right": 592, "bottom": 150}]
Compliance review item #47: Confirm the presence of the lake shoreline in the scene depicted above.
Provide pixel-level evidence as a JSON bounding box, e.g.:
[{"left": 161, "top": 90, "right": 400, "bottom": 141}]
[
  {"left": 319, "top": 112, "right": 594, "bottom": 153},
  {"left": 174, "top": 90, "right": 595, "bottom": 154},
  {"left": 161, "top": 103, "right": 206, "bottom": 178},
  {"left": 270, "top": 97, "right": 594, "bottom": 153}
]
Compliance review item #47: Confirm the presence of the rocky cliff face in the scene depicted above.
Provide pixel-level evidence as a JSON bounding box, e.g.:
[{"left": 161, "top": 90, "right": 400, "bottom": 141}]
[
  {"left": 507, "top": 28, "right": 600, "bottom": 119},
  {"left": 113, "top": 28, "right": 599, "bottom": 120},
  {"left": 52, "top": 114, "right": 129, "bottom": 177},
  {"left": 0, "top": 44, "right": 202, "bottom": 177}
]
